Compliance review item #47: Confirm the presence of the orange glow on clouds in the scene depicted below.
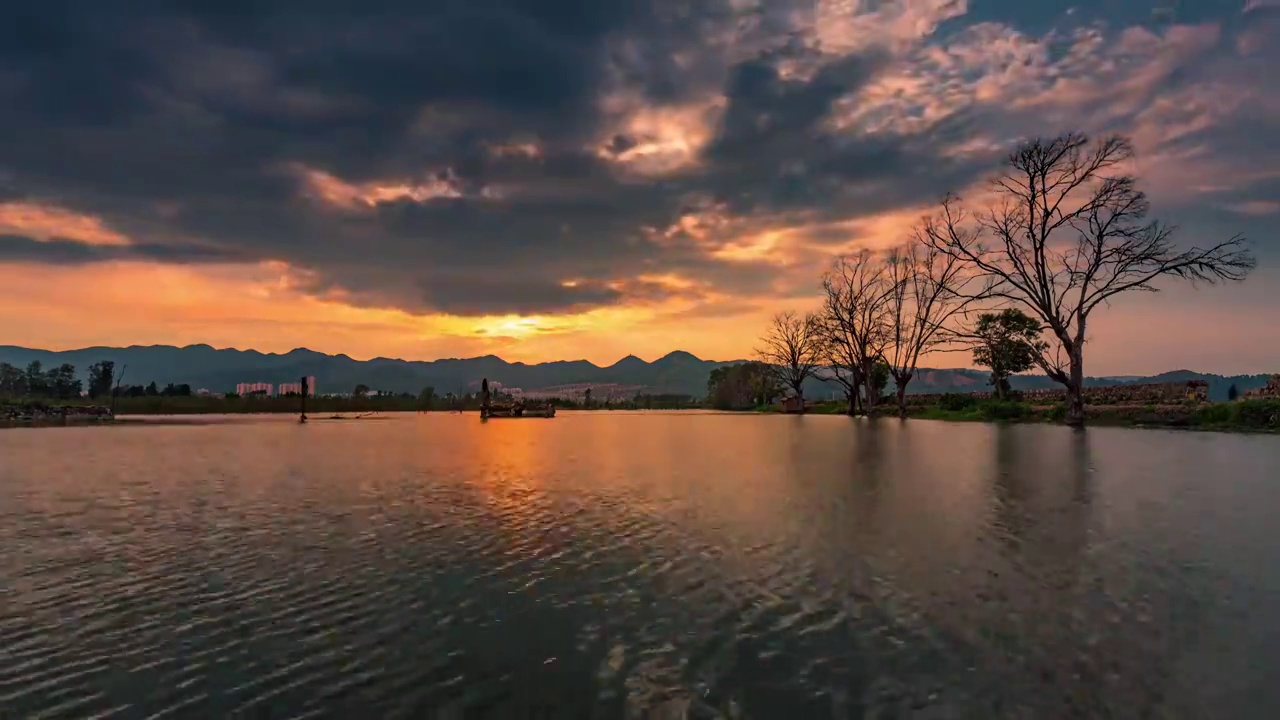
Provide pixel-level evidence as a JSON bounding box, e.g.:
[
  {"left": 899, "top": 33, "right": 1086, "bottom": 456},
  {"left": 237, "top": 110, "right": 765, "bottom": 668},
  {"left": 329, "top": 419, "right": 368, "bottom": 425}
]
[
  {"left": 0, "top": 202, "right": 131, "bottom": 246},
  {"left": 0, "top": 257, "right": 778, "bottom": 365},
  {"left": 1, "top": 10, "right": 1275, "bottom": 377},
  {"left": 0, "top": 254, "right": 1274, "bottom": 375},
  {"left": 291, "top": 164, "right": 463, "bottom": 210},
  {"left": 597, "top": 96, "right": 724, "bottom": 177}
]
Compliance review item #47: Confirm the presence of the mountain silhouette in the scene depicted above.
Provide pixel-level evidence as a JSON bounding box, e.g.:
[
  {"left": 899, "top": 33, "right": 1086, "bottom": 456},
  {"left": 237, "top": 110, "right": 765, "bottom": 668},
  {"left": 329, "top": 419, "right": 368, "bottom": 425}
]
[{"left": 0, "top": 344, "right": 1270, "bottom": 401}]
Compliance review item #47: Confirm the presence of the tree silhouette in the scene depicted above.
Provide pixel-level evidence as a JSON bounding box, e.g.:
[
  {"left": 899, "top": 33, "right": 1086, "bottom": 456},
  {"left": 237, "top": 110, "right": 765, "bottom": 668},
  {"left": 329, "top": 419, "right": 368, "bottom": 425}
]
[
  {"left": 923, "top": 132, "right": 1254, "bottom": 425},
  {"left": 757, "top": 310, "right": 823, "bottom": 412},
  {"left": 883, "top": 238, "right": 977, "bottom": 417},
  {"left": 87, "top": 361, "right": 115, "bottom": 399},
  {"left": 819, "top": 252, "right": 894, "bottom": 414},
  {"left": 971, "top": 310, "right": 1048, "bottom": 399}
]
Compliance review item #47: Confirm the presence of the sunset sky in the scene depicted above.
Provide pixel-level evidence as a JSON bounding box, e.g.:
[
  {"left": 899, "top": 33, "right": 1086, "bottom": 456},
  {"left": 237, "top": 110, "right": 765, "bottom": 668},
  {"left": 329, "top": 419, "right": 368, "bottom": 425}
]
[{"left": 1, "top": 0, "right": 1277, "bottom": 375}]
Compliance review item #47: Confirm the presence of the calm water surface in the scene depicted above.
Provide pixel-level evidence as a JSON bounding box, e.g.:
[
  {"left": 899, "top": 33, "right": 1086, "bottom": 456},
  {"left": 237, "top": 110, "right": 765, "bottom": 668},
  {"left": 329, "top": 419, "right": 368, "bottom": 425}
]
[{"left": 2, "top": 412, "right": 1278, "bottom": 718}]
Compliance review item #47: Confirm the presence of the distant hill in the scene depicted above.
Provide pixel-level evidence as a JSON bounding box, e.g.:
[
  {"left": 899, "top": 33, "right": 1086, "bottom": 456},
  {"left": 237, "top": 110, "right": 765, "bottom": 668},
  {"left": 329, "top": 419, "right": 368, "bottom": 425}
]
[
  {"left": 0, "top": 345, "right": 1271, "bottom": 401},
  {"left": 0, "top": 344, "right": 746, "bottom": 398}
]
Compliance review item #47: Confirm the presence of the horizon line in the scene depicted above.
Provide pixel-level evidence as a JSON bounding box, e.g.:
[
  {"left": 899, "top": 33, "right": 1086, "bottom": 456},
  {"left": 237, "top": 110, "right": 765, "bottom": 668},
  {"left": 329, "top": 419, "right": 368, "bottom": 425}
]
[{"left": 0, "top": 343, "right": 1268, "bottom": 379}]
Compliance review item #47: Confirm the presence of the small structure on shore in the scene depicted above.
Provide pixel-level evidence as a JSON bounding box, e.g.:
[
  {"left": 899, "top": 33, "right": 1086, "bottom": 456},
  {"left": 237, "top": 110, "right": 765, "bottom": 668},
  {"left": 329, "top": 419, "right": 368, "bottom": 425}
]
[
  {"left": 479, "top": 377, "right": 556, "bottom": 419},
  {"left": 779, "top": 396, "right": 807, "bottom": 414}
]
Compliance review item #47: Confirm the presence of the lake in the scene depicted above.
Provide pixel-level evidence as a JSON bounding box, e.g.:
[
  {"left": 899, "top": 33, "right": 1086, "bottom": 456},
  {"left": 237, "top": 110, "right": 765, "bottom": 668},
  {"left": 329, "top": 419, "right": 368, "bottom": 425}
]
[{"left": 1, "top": 412, "right": 1278, "bottom": 718}]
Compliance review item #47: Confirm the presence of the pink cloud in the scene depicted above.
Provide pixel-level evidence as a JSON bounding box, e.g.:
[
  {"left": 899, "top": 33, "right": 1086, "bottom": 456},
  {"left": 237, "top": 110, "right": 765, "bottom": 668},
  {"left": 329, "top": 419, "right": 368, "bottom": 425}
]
[{"left": 1222, "top": 201, "right": 1280, "bottom": 216}]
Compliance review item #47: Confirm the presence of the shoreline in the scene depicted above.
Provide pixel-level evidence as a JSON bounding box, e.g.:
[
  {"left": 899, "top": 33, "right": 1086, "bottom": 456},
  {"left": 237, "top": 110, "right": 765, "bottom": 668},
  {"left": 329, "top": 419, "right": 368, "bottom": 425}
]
[
  {"left": 787, "top": 398, "right": 1280, "bottom": 434},
  {"left": 3, "top": 399, "right": 1275, "bottom": 434},
  {"left": 1, "top": 417, "right": 119, "bottom": 429}
]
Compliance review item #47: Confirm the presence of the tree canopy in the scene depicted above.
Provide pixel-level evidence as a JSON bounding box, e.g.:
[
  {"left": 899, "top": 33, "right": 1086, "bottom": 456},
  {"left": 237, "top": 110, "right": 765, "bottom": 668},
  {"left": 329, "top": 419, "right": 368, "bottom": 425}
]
[{"left": 971, "top": 309, "right": 1047, "bottom": 399}]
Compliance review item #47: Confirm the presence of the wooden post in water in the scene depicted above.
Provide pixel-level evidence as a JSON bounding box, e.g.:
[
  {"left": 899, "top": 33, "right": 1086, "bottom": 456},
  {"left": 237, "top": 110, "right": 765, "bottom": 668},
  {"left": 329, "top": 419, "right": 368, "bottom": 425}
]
[
  {"left": 110, "top": 364, "right": 127, "bottom": 418},
  {"left": 481, "top": 378, "right": 490, "bottom": 418},
  {"left": 299, "top": 376, "right": 308, "bottom": 423}
]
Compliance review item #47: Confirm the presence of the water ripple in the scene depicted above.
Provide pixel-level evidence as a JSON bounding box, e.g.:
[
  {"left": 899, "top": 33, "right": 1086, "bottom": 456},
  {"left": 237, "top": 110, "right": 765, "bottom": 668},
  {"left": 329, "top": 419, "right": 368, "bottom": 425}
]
[{"left": 2, "top": 414, "right": 1278, "bottom": 717}]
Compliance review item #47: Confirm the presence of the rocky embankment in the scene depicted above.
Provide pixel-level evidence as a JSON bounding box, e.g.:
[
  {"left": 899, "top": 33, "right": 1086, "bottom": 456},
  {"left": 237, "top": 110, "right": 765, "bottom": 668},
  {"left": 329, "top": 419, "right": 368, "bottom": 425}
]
[
  {"left": 1245, "top": 375, "right": 1280, "bottom": 399},
  {"left": 902, "top": 380, "right": 1211, "bottom": 407},
  {"left": 1, "top": 402, "right": 114, "bottom": 428}
]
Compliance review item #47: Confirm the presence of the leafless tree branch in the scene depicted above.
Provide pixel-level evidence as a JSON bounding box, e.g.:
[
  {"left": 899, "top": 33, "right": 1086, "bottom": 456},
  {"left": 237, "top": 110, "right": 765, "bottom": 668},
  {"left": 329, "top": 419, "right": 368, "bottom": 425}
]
[
  {"left": 818, "top": 251, "right": 896, "bottom": 412},
  {"left": 921, "top": 132, "right": 1255, "bottom": 425},
  {"left": 756, "top": 310, "right": 825, "bottom": 410},
  {"left": 881, "top": 230, "right": 982, "bottom": 416}
]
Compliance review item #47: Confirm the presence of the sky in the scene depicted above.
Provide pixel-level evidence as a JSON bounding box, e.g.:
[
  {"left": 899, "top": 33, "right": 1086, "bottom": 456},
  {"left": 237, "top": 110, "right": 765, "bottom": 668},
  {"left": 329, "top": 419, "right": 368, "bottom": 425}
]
[{"left": 1, "top": 0, "right": 1277, "bottom": 375}]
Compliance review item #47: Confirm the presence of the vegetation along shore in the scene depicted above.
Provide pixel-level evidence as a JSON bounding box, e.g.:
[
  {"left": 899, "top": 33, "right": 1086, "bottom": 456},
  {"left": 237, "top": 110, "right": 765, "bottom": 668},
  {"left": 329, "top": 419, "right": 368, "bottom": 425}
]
[
  {"left": 5, "top": 377, "right": 1277, "bottom": 432},
  {"left": 707, "top": 361, "right": 1280, "bottom": 432}
]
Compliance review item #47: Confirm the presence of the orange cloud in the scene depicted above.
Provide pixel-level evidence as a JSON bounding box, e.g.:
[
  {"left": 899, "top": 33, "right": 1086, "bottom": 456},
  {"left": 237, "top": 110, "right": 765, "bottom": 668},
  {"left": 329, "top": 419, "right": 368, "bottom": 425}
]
[
  {"left": 810, "top": 0, "right": 970, "bottom": 55},
  {"left": 711, "top": 230, "right": 785, "bottom": 262},
  {"left": 0, "top": 202, "right": 131, "bottom": 246},
  {"left": 596, "top": 95, "right": 724, "bottom": 177},
  {"left": 290, "top": 164, "right": 463, "bottom": 210}
]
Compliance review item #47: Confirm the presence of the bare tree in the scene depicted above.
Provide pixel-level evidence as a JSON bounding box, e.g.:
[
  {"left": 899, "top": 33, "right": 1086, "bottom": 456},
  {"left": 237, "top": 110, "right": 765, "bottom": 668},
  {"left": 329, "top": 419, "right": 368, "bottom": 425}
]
[
  {"left": 817, "top": 322, "right": 863, "bottom": 416},
  {"left": 757, "top": 310, "right": 824, "bottom": 413},
  {"left": 923, "top": 133, "right": 1254, "bottom": 426},
  {"left": 820, "top": 251, "right": 895, "bottom": 414},
  {"left": 882, "top": 236, "right": 977, "bottom": 418}
]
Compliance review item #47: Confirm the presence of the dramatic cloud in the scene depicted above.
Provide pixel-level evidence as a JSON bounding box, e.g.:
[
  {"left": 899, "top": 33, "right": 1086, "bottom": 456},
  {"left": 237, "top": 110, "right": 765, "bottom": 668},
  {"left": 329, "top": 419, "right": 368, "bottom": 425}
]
[{"left": 0, "top": 0, "right": 1276, "bottom": 370}]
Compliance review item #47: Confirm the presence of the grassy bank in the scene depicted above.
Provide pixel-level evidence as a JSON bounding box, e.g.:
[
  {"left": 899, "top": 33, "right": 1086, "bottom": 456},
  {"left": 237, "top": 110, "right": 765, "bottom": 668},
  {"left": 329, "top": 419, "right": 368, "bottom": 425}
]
[{"left": 797, "top": 394, "right": 1280, "bottom": 432}]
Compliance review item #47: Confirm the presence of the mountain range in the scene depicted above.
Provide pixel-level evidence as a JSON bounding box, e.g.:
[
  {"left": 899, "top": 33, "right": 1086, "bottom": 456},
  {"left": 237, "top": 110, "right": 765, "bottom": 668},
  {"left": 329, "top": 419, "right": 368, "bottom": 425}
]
[{"left": 0, "top": 344, "right": 1272, "bottom": 401}]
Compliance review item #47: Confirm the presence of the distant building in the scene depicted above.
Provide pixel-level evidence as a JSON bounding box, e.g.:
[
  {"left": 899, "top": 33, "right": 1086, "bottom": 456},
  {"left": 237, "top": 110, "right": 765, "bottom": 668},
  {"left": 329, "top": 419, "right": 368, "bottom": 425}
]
[
  {"left": 277, "top": 377, "right": 318, "bottom": 396},
  {"left": 237, "top": 382, "right": 274, "bottom": 396}
]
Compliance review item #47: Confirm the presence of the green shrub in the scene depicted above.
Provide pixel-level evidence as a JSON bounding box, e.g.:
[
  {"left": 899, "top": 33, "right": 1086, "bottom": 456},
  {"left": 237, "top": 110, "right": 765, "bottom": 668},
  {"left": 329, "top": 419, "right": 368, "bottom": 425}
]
[
  {"left": 1191, "top": 403, "right": 1232, "bottom": 426},
  {"left": 978, "top": 399, "right": 1031, "bottom": 421},
  {"left": 938, "top": 393, "right": 980, "bottom": 411},
  {"left": 1191, "top": 400, "right": 1280, "bottom": 430},
  {"left": 1232, "top": 399, "right": 1280, "bottom": 429},
  {"left": 1044, "top": 404, "right": 1068, "bottom": 423}
]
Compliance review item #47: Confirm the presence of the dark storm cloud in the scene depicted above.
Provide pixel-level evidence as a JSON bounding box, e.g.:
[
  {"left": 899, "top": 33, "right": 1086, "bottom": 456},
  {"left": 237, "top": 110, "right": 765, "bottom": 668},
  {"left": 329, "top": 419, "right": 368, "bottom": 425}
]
[
  {"left": 0, "top": 235, "right": 246, "bottom": 264},
  {"left": 0, "top": 0, "right": 985, "bottom": 316},
  {"left": 4, "top": 0, "right": 1263, "bottom": 317},
  {"left": 417, "top": 276, "right": 625, "bottom": 316}
]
